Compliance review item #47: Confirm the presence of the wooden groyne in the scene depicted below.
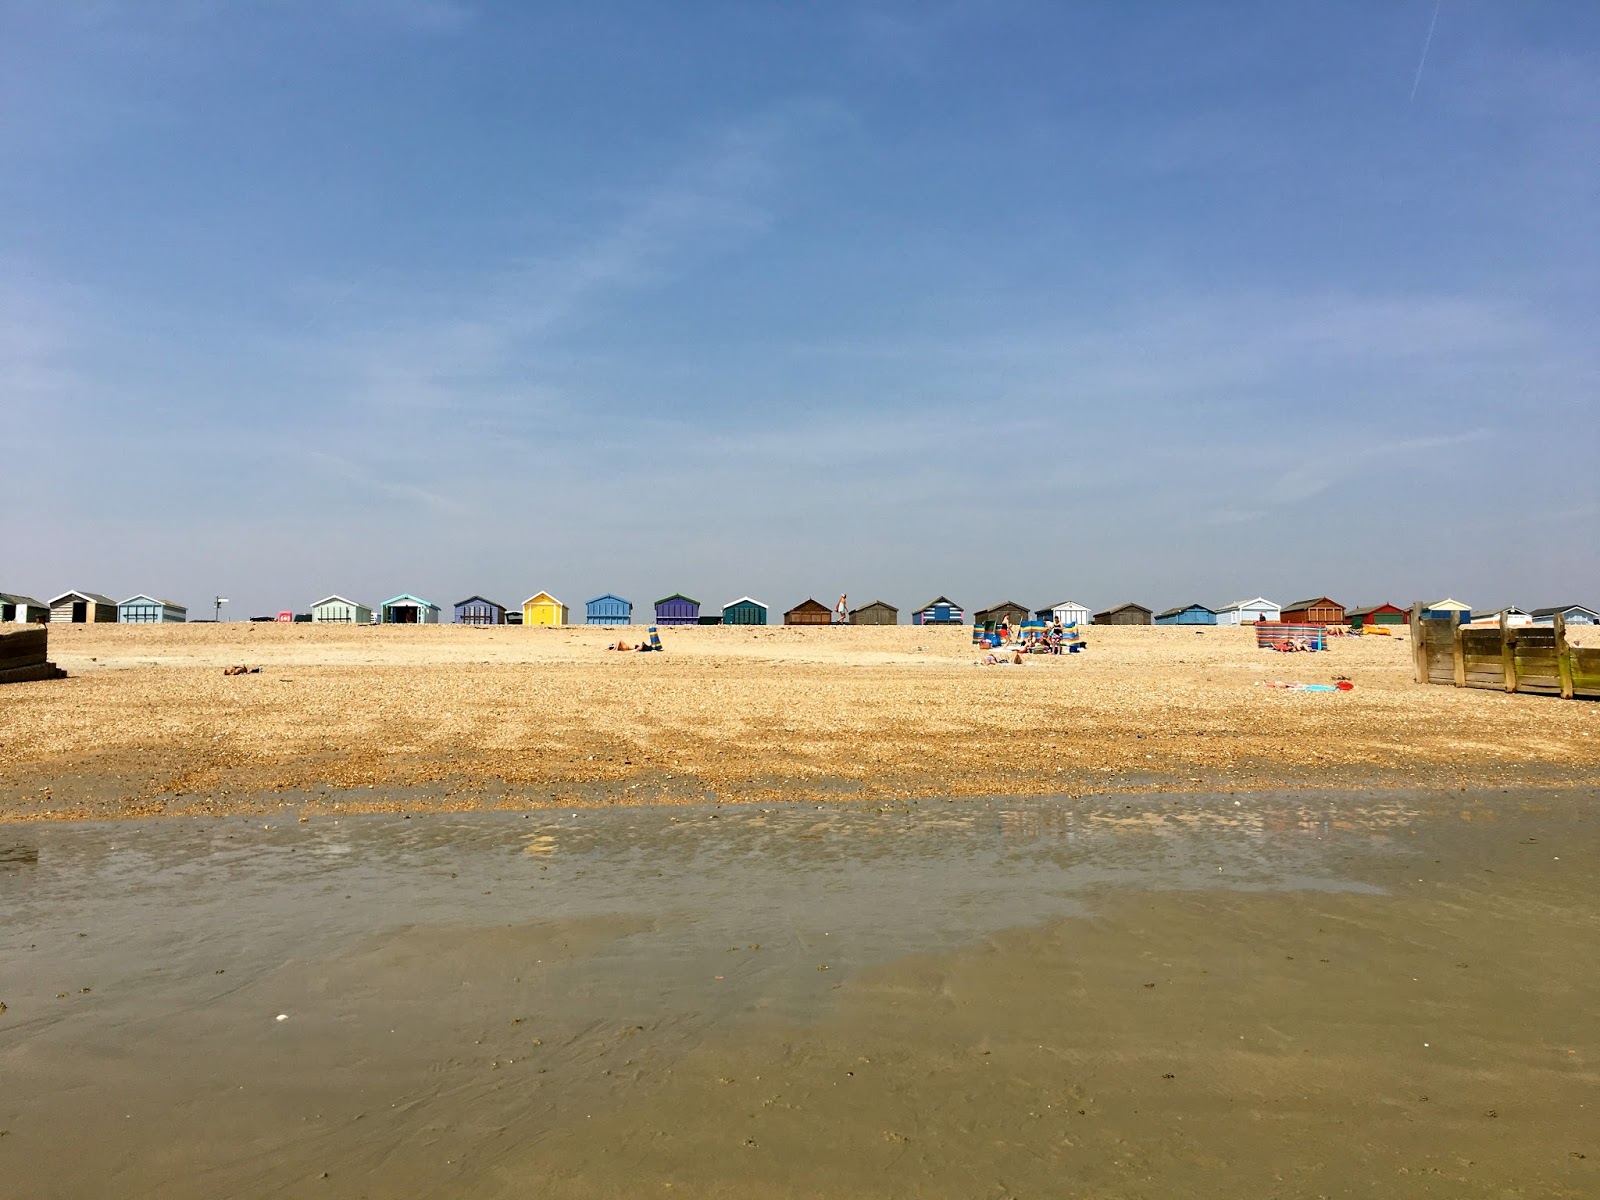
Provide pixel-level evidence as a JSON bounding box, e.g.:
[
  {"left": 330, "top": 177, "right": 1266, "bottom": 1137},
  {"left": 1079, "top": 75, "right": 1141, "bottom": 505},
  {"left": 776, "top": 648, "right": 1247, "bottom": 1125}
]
[
  {"left": 1412, "top": 604, "right": 1598, "bottom": 700},
  {"left": 0, "top": 626, "right": 67, "bottom": 684}
]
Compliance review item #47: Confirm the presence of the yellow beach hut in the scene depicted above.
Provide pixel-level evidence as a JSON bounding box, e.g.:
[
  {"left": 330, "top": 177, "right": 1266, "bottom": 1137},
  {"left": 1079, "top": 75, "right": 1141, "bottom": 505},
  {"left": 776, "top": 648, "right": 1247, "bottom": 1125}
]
[{"left": 522, "top": 592, "right": 569, "bottom": 626}]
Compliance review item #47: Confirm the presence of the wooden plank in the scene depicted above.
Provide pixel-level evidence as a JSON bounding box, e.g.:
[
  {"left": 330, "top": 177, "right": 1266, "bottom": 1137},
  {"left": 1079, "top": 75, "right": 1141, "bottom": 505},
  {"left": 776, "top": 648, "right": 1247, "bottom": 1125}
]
[
  {"left": 1411, "top": 603, "right": 1426, "bottom": 682},
  {"left": 1501, "top": 612, "right": 1518, "bottom": 694},
  {"left": 0, "top": 662, "right": 66, "bottom": 685},
  {"left": 1555, "top": 613, "right": 1575, "bottom": 700},
  {"left": 1572, "top": 648, "right": 1600, "bottom": 692},
  {"left": 1452, "top": 619, "right": 1466, "bottom": 688},
  {"left": 0, "top": 629, "right": 48, "bottom": 661},
  {"left": 0, "top": 652, "right": 47, "bottom": 671}
]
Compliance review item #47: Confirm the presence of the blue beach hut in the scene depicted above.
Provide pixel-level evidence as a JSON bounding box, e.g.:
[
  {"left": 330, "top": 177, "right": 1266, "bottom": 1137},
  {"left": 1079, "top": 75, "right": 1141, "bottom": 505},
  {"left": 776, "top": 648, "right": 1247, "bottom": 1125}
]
[
  {"left": 454, "top": 596, "right": 507, "bottom": 625},
  {"left": 586, "top": 594, "right": 633, "bottom": 625},
  {"left": 1155, "top": 603, "right": 1217, "bottom": 626}
]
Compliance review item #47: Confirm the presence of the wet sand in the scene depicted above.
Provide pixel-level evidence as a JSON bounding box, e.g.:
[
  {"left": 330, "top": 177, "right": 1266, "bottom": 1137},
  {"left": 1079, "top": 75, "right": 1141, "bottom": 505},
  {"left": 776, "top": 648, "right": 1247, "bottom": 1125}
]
[
  {"left": 2, "top": 788, "right": 1596, "bottom": 1198},
  {"left": 3, "top": 623, "right": 1599, "bottom": 820}
]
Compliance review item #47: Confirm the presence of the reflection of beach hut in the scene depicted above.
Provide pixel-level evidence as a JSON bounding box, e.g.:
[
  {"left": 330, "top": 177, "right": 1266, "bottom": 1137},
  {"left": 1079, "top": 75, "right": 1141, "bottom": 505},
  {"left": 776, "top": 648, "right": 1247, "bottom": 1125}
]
[
  {"left": 911, "top": 597, "right": 964, "bottom": 625},
  {"left": 522, "top": 592, "right": 569, "bottom": 626},
  {"left": 1036, "top": 601, "right": 1091, "bottom": 627},
  {"left": 1532, "top": 604, "right": 1599, "bottom": 626},
  {"left": 586, "top": 594, "right": 633, "bottom": 625},
  {"left": 49, "top": 591, "right": 118, "bottom": 623},
  {"left": 381, "top": 594, "right": 440, "bottom": 624},
  {"left": 454, "top": 596, "right": 507, "bottom": 625},
  {"left": 974, "top": 601, "right": 1030, "bottom": 628},
  {"left": 654, "top": 594, "right": 700, "bottom": 625},
  {"left": 784, "top": 598, "right": 832, "bottom": 626},
  {"left": 311, "top": 595, "right": 372, "bottom": 624},
  {"left": 1155, "top": 603, "right": 1216, "bottom": 626},
  {"left": 1422, "top": 598, "right": 1472, "bottom": 622},
  {"left": 1215, "top": 598, "right": 1280, "bottom": 625},
  {"left": 849, "top": 600, "right": 898, "bottom": 626},
  {"left": 1280, "top": 597, "right": 1345, "bottom": 626},
  {"left": 117, "top": 595, "right": 187, "bottom": 623},
  {"left": 1093, "top": 603, "right": 1152, "bottom": 626},
  {"left": 722, "top": 597, "right": 768, "bottom": 626},
  {"left": 1, "top": 593, "right": 50, "bottom": 624},
  {"left": 1347, "top": 603, "right": 1408, "bottom": 629}
]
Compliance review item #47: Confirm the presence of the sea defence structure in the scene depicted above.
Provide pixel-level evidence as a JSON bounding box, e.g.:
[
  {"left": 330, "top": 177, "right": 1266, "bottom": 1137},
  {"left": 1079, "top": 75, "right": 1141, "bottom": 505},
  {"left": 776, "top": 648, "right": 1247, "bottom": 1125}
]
[{"left": 1413, "top": 604, "right": 1598, "bottom": 700}]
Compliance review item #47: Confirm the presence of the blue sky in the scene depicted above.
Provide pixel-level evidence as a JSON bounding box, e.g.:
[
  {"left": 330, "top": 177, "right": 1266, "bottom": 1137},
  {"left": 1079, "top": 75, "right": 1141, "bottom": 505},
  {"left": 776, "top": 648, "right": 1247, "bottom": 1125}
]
[{"left": 5, "top": 1, "right": 1596, "bottom": 618}]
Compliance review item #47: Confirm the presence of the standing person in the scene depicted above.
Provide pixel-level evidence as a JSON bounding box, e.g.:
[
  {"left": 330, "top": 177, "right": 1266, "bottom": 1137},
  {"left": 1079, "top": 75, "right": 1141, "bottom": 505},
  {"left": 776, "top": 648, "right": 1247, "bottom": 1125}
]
[{"left": 834, "top": 594, "right": 848, "bottom": 624}]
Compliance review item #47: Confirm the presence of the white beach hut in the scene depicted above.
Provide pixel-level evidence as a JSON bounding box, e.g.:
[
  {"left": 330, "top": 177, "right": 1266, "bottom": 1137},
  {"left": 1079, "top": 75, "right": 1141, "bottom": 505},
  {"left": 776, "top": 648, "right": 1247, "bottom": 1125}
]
[
  {"left": 1036, "top": 600, "right": 1092, "bottom": 627},
  {"left": 1215, "top": 598, "right": 1281, "bottom": 625}
]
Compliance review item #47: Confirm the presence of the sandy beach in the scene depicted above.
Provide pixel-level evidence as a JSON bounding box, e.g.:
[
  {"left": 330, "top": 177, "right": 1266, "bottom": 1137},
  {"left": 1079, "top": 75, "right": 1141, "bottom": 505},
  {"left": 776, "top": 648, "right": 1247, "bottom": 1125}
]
[{"left": 2, "top": 622, "right": 1598, "bottom": 821}]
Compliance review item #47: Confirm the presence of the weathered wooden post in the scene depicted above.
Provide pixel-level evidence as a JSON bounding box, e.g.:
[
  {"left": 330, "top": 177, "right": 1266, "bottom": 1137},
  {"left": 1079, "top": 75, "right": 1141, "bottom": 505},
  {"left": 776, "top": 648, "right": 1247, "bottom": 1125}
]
[
  {"left": 1411, "top": 602, "right": 1427, "bottom": 683},
  {"left": 1451, "top": 611, "right": 1466, "bottom": 688},
  {"left": 1500, "top": 610, "right": 1518, "bottom": 694},
  {"left": 1555, "top": 612, "right": 1575, "bottom": 700}
]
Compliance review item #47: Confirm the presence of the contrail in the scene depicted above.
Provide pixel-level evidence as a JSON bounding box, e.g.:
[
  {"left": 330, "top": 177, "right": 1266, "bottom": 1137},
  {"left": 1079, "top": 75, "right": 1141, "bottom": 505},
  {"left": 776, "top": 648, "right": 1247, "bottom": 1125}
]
[{"left": 1410, "top": 0, "right": 1443, "bottom": 101}]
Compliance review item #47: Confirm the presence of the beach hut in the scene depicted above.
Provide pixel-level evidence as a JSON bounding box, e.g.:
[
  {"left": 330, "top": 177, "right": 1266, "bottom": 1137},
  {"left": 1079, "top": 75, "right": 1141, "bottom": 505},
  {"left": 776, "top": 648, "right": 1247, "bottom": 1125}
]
[
  {"left": 1531, "top": 604, "right": 1599, "bottom": 626},
  {"left": 1, "top": 594, "right": 49, "bottom": 624},
  {"left": 654, "top": 594, "right": 700, "bottom": 625},
  {"left": 1155, "top": 603, "right": 1217, "bottom": 626},
  {"left": 1035, "top": 601, "right": 1091, "bottom": 627},
  {"left": 1473, "top": 606, "right": 1534, "bottom": 627},
  {"left": 117, "top": 595, "right": 187, "bottom": 623},
  {"left": 48, "top": 591, "right": 118, "bottom": 623},
  {"left": 1422, "top": 598, "right": 1472, "bottom": 622},
  {"left": 722, "top": 597, "right": 768, "bottom": 626},
  {"left": 849, "top": 600, "right": 898, "bottom": 626},
  {"left": 585, "top": 594, "right": 633, "bottom": 625},
  {"left": 522, "top": 592, "right": 569, "bottom": 626},
  {"left": 911, "top": 597, "right": 964, "bottom": 625},
  {"left": 697, "top": 613, "right": 723, "bottom": 625},
  {"left": 453, "top": 596, "right": 506, "bottom": 625},
  {"left": 974, "top": 601, "right": 1030, "bottom": 628},
  {"left": 311, "top": 595, "right": 372, "bottom": 624},
  {"left": 381, "top": 594, "right": 440, "bottom": 624},
  {"left": 1279, "top": 598, "right": 1346, "bottom": 626},
  {"left": 784, "top": 598, "right": 833, "bottom": 626},
  {"left": 1092, "top": 603, "right": 1153, "bottom": 626},
  {"left": 1347, "top": 603, "right": 1408, "bottom": 629},
  {"left": 1214, "top": 598, "right": 1280, "bottom": 626}
]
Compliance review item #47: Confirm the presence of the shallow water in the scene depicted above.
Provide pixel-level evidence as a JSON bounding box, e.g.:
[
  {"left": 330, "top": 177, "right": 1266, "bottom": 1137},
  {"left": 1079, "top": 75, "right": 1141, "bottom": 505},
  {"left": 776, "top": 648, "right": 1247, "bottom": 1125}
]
[{"left": 2, "top": 791, "right": 1596, "bottom": 1197}]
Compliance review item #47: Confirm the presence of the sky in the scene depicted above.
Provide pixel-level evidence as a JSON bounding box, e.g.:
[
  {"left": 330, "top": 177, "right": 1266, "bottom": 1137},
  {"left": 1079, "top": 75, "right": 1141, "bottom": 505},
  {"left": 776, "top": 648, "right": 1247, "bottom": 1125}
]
[{"left": 3, "top": 0, "right": 1597, "bottom": 619}]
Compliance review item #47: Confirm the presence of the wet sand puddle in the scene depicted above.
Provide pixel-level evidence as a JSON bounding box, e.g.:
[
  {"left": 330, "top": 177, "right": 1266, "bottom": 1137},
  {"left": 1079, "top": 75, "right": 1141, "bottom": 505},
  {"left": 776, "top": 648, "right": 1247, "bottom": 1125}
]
[{"left": 1, "top": 790, "right": 1596, "bottom": 1198}]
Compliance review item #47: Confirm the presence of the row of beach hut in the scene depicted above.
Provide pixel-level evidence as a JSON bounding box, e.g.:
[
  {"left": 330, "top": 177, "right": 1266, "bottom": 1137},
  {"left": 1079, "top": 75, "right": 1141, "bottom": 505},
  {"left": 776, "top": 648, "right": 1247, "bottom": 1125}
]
[{"left": 7, "top": 587, "right": 1596, "bottom": 630}]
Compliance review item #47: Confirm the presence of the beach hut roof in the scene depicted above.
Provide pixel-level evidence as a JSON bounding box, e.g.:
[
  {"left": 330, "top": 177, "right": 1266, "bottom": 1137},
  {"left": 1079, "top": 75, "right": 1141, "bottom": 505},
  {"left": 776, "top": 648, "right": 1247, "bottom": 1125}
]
[
  {"left": 1532, "top": 604, "right": 1599, "bottom": 618},
  {"left": 311, "top": 595, "right": 366, "bottom": 609},
  {"left": 1155, "top": 603, "right": 1215, "bottom": 620},
  {"left": 1, "top": 593, "right": 46, "bottom": 607},
  {"left": 587, "top": 593, "right": 631, "bottom": 606},
  {"left": 849, "top": 599, "right": 897, "bottom": 612},
  {"left": 917, "top": 596, "right": 959, "bottom": 610},
  {"left": 979, "top": 600, "right": 1028, "bottom": 612},
  {"left": 454, "top": 595, "right": 504, "bottom": 609},
  {"left": 119, "top": 594, "right": 185, "bottom": 608},
  {"left": 655, "top": 593, "right": 699, "bottom": 605},
  {"left": 1097, "top": 602, "right": 1152, "bottom": 614},
  {"left": 1426, "top": 598, "right": 1471, "bottom": 611},
  {"left": 723, "top": 596, "right": 767, "bottom": 610},
  {"left": 1044, "top": 600, "right": 1090, "bottom": 610},
  {"left": 383, "top": 593, "right": 438, "bottom": 609},
  {"left": 50, "top": 590, "right": 117, "bottom": 606},
  {"left": 1222, "top": 597, "right": 1277, "bottom": 610},
  {"left": 524, "top": 591, "right": 563, "bottom": 606}
]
